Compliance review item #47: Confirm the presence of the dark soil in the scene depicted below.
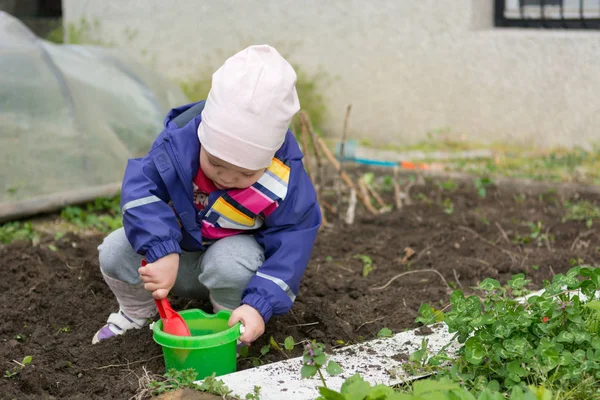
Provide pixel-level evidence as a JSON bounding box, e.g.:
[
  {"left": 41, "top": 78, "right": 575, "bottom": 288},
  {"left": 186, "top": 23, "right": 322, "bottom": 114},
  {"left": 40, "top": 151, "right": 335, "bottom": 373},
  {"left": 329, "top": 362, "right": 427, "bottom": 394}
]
[{"left": 2, "top": 178, "right": 600, "bottom": 399}]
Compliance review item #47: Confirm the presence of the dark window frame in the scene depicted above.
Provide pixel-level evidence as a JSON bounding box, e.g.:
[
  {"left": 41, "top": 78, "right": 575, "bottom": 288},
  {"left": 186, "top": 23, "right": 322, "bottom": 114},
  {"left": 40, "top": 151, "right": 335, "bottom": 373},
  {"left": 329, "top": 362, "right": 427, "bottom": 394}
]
[{"left": 494, "top": 0, "right": 600, "bottom": 29}]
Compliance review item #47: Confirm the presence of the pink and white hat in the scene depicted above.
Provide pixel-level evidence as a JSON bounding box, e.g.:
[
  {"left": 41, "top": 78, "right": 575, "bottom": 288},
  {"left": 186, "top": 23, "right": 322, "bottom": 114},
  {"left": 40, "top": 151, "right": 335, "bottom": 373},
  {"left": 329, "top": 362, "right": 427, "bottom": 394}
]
[{"left": 198, "top": 45, "right": 300, "bottom": 170}]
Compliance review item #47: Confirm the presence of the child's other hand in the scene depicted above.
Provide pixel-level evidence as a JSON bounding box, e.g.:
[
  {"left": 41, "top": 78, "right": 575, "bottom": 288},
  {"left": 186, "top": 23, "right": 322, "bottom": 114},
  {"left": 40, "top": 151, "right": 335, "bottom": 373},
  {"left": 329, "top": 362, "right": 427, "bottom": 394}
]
[
  {"left": 228, "top": 305, "right": 265, "bottom": 345},
  {"left": 138, "top": 253, "right": 179, "bottom": 299}
]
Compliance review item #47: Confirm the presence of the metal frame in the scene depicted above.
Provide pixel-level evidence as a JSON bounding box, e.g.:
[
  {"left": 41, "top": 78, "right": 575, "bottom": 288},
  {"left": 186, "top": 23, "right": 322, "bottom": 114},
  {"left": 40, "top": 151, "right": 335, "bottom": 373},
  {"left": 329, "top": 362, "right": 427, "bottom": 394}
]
[{"left": 494, "top": 0, "right": 600, "bottom": 29}]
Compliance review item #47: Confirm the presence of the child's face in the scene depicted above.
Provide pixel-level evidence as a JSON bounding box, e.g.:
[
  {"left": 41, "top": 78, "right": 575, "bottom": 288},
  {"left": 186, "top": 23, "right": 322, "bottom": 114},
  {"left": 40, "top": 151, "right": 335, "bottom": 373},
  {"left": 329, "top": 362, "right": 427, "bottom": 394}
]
[{"left": 200, "top": 147, "right": 265, "bottom": 190}]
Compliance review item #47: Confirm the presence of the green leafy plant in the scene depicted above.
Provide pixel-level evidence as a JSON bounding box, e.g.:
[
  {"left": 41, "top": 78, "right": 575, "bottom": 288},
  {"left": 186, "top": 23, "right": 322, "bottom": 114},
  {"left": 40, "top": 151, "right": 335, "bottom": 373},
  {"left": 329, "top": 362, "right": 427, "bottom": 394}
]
[
  {"left": 409, "top": 268, "right": 600, "bottom": 397},
  {"left": 442, "top": 198, "right": 455, "bottom": 215},
  {"left": 60, "top": 195, "right": 122, "bottom": 233},
  {"left": 354, "top": 255, "right": 374, "bottom": 278},
  {"left": 513, "top": 221, "right": 554, "bottom": 247},
  {"left": 474, "top": 177, "right": 493, "bottom": 198},
  {"left": 301, "top": 341, "right": 343, "bottom": 388},
  {"left": 245, "top": 385, "right": 262, "bottom": 400},
  {"left": 148, "top": 369, "right": 231, "bottom": 397},
  {"left": 4, "top": 356, "right": 32, "bottom": 378},
  {"left": 439, "top": 179, "right": 458, "bottom": 191},
  {"left": 563, "top": 200, "right": 600, "bottom": 228},
  {"left": 377, "top": 328, "right": 393, "bottom": 338},
  {"left": 0, "top": 222, "right": 38, "bottom": 244}
]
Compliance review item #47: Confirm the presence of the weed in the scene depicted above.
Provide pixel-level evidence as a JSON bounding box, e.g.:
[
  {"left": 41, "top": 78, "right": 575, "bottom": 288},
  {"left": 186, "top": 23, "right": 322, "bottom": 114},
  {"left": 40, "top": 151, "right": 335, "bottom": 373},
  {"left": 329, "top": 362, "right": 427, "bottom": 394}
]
[
  {"left": 377, "top": 328, "right": 393, "bottom": 338},
  {"left": 474, "top": 208, "right": 490, "bottom": 226},
  {"left": 513, "top": 221, "right": 554, "bottom": 248},
  {"left": 415, "top": 304, "right": 445, "bottom": 325},
  {"left": 147, "top": 368, "right": 231, "bottom": 397},
  {"left": 354, "top": 255, "right": 374, "bottom": 277},
  {"left": 4, "top": 356, "right": 32, "bottom": 379},
  {"left": 0, "top": 222, "right": 38, "bottom": 244},
  {"left": 564, "top": 200, "right": 600, "bottom": 228},
  {"left": 438, "top": 180, "right": 458, "bottom": 191},
  {"left": 531, "top": 264, "right": 540, "bottom": 271},
  {"left": 415, "top": 193, "right": 432, "bottom": 205},
  {"left": 240, "top": 336, "right": 295, "bottom": 366},
  {"left": 14, "top": 334, "right": 24, "bottom": 342},
  {"left": 408, "top": 268, "right": 600, "bottom": 398},
  {"left": 442, "top": 198, "right": 454, "bottom": 215},
  {"left": 60, "top": 195, "right": 122, "bottom": 233},
  {"left": 513, "top": 193, "right": 526, "bottom": 204},
  {"left": 473, "top": 177, "right": 493, "bottom": 198},
  {"left": 325, "top": 256, "right": 334, "bottom": 263},
  {"left": 245, "top": 386, "right": 262, "bottom": 400},
  {"left": 301, "top": 341, "right": 343, "bottom": 387},
  {"left": 56, "top": 326, "right": 71, "bottom": 334}
]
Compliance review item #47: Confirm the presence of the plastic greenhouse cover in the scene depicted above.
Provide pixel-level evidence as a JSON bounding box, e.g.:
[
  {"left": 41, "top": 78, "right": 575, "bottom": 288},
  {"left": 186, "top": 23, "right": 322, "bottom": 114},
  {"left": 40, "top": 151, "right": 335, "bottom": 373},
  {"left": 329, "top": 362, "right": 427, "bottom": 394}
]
[{"left": 0, "top": 11, "right": 188, "bottom": 221}]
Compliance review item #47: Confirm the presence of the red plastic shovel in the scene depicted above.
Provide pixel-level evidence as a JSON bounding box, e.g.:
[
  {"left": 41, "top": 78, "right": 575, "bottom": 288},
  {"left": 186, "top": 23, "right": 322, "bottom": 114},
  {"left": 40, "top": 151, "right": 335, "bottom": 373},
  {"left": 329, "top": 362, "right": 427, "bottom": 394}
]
[{"left": 141, "top": 260, "right": 191, "bottom": 336}]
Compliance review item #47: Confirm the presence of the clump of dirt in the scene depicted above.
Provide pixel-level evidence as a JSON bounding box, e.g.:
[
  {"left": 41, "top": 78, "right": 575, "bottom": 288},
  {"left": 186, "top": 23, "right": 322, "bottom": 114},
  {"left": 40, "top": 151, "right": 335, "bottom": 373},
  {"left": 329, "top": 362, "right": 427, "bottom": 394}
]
[{"left": 1, "top": 180, "right": 599, "bottom": 399}]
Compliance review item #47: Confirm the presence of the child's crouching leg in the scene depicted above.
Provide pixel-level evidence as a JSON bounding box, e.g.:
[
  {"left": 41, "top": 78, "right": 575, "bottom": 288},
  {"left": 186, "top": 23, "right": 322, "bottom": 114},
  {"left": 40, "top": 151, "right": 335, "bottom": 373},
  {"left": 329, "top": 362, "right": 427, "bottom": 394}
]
[
  {"left": 93, "top": 228, "right": 155, "bottom": 344},
  {"left": 199, "top": 235, "right": 265, "bottom": 313}
]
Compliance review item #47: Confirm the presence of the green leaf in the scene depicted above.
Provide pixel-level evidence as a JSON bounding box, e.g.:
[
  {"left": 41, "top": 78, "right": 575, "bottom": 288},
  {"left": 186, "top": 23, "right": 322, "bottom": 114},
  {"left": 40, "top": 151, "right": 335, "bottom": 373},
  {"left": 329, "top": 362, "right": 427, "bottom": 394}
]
[
  {"left": 260, "top": 345, "right": 270, "bottom": 356},
  {"left": 314, "top": 353, "right": 327, "bottom": 367},
  {"left": 48, "top": 244, "right": 58, "bottom": 252},
  {"left": 300, "top": 364, "right": 317, "bottom": 379},
  {"left": 508, "top": 273, "right": 530, "bottom": 290},
  {"left": 325, "top": 360, "right": 343, "bottom": 376},
  {"left": 339, "top": 374, "right": 372, "bottom": 396},
  {"left": 412, "top": 378, "right": 461, "bottom": 394},
  {"left": 416, "top": 303, "right": 435, "bottom": 325},
  {"left": 269, "top": 336, "right": 282, "bottom": 352},
  {"left": 478, "top": 278, "right": 501, "bottom": 292},
  {"left": 317, "top": 386, "right": 345, "bottom": 400},
  {"left": 377, "top": 327, "right": 393, "bottom": 338},
  {"left": 541, "top": 347, "right": 560, "bottom": 370},
  {"left": 556, "top": 330, "right": 575, "bottom": 343},
  {"left": 580, "top": 280, "right": 597, "bottom": 298},
  {"left": 22, "top": 356, "right": 32, "bottom": 365},
  {"left": 503, "top": 337, "right": 530, "bottom": 355},
  {"left": 465, "top": 337, "right": 485, "bottom": 365},
  {"left": 284, "top": 336, "right": 295, "bottom": 351},
  {"left": 506, "top": 360, "right": 526, "bottom": 377}
]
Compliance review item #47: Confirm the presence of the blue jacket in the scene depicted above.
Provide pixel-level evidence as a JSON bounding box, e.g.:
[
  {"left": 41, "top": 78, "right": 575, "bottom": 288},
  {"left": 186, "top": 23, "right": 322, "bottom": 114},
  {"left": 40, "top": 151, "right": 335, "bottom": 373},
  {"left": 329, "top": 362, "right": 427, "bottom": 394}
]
[{"left": 119, "top": 101, "right": 321, "bottom": 322}]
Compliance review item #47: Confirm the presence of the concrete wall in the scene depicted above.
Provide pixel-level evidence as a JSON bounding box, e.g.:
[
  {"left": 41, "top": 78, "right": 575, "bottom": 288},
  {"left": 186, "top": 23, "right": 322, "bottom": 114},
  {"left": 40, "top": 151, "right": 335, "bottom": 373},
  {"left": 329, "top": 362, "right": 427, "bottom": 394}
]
[{"left": 63, "top": 0, "right": 600, "bottom": 149}]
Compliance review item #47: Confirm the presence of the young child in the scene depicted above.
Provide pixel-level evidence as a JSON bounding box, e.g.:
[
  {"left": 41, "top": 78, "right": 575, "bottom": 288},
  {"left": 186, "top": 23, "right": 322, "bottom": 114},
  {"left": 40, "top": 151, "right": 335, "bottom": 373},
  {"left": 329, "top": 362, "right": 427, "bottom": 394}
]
[{"left": 93, "top": 45, "right": 321, "bottom": 345}]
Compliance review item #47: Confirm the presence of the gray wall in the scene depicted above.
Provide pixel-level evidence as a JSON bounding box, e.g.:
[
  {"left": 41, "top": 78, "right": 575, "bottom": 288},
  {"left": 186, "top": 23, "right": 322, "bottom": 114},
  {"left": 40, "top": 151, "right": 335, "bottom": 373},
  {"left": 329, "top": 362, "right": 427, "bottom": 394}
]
[{"left": 63, "top": 0, "right": 600, "bottom": 149}]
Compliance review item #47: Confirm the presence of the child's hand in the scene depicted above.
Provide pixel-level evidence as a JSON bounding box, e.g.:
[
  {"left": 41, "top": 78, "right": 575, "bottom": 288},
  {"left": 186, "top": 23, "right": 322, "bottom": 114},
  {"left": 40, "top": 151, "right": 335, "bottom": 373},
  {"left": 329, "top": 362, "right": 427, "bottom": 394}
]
[
  {"left": 138, "top": 253, "right": 179, "bottom": 299},
  {"left": 228, "top": 304, "right": 265, "bottom": 345}
]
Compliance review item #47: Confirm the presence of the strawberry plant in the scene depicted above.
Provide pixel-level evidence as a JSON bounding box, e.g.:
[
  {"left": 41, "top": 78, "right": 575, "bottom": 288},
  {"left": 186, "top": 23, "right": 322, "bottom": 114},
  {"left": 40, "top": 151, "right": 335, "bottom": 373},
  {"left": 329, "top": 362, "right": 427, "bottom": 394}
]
[{"left": 412, "top": 267, "right": 600, "bottom": 397}]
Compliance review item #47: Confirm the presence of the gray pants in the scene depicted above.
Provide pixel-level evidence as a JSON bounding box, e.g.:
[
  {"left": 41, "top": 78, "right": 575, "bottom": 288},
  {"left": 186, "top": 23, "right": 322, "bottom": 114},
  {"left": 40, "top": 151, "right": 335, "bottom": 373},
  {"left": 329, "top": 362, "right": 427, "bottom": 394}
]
[{"left": 98, "top": 228, "right": 265, "bottom": 319}]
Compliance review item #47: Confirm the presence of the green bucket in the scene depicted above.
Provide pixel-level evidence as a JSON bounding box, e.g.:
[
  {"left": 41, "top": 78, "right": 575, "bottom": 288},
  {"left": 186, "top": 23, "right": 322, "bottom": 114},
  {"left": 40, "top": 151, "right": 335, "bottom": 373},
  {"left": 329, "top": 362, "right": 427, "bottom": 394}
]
[{"left": 152, "top": 309, "right": 241, "bottom": 380}]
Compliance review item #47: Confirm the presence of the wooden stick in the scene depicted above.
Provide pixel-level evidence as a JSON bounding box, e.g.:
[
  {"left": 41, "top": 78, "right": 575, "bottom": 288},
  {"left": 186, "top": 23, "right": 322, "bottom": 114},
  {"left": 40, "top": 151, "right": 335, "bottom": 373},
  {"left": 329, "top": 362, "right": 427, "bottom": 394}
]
[
  {"left": 365, "top": 181, "right": 386, "bottom": 209},
  {"left": 300, "top": 111, "right": 324, "bottom": 184},
  {"left": 321, "top": 200, "right": 338, "bottom": 215},
  {"left": 337, "top": 105, "right": 352, "bottom": 214},
  {"left": 316, "top": 137, "right": 377, "bottom": 215},
  {"left": 358, "top": 178, "right": 379, "bottom": 215},
  {"left": 345, "top": 188, "right": 357, "bottom": 224},
  {"left": 299, "top": 115, "right": 313, "bottom": 181},
  {"left": 393, "top": 166, "right": 403, "bottom": 209}
]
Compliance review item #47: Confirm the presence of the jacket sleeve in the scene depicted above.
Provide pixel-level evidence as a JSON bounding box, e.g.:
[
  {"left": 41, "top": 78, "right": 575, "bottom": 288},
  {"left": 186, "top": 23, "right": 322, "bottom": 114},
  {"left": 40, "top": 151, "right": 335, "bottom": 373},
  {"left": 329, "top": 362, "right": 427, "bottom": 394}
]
[
  {"left": 120, "top": 152, "right": 183, "bottom": 263},
  {"left": 241, "top": 160, "right": 321, "bottom": 322}
]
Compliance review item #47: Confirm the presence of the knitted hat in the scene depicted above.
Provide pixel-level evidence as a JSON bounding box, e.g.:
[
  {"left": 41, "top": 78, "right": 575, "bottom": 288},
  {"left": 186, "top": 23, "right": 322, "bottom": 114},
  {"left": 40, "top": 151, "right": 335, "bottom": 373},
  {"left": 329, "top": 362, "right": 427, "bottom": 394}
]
[{"left": 198, "top": 45, "right": 300, "bottom": 170}]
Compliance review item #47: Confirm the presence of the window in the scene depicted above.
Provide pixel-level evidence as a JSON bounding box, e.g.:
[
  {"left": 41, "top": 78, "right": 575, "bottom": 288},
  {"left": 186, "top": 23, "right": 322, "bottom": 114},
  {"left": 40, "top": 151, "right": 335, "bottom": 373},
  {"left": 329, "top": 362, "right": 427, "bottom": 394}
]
[{"left": 495, "top": 0, "right": 600, "bottom": 29}]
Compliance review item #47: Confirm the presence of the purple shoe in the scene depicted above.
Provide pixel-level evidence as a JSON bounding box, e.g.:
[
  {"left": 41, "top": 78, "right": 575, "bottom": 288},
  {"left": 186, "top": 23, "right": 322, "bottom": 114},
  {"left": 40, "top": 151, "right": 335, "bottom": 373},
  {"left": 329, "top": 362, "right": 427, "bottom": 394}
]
[{"left": 92, "top": 310, "right": 148, "bottom": 344}]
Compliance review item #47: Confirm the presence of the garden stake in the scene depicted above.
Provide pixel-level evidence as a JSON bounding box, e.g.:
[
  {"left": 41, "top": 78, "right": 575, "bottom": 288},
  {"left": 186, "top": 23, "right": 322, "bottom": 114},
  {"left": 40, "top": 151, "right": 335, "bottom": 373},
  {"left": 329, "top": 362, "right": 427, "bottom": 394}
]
[
  {"left": 345, "top": 188, "right": 357, "bottom": 224},
  {"left": 141, "top": 260, "right": 191, "bottom": 337},
  {"left": 336, "top": 104, "right": 352, "bottom": 216}
]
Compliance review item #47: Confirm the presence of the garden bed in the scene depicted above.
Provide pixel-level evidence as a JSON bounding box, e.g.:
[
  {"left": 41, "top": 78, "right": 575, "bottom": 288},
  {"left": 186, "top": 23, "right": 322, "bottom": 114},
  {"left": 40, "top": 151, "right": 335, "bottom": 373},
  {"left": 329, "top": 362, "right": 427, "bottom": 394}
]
[{"left": 2, "top": 178, "right": 599, "bottom": 399}]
